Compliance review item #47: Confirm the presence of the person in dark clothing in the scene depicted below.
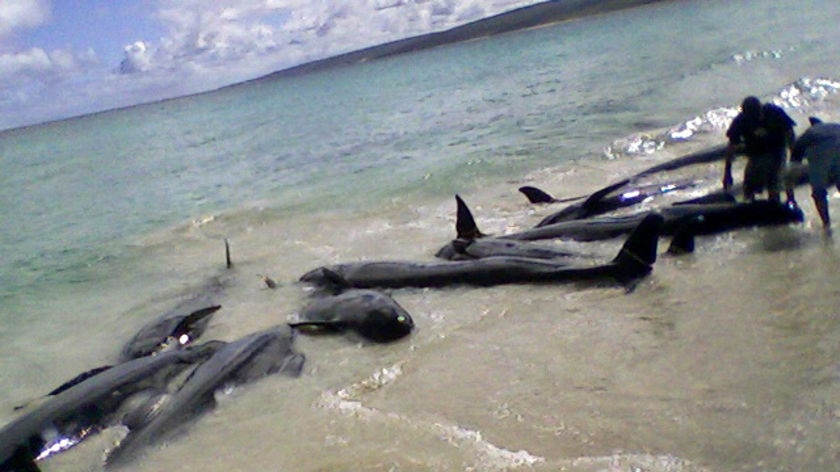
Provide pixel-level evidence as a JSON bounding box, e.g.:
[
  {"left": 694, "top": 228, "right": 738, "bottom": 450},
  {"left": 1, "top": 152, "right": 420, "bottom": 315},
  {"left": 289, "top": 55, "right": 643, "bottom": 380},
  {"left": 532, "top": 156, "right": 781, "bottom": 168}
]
[
  {"left": 723, "top": 96, "right": 796, "bottom": 202},
  {"left": 785, "top": 117, "right": 840, "bottom": 231}
]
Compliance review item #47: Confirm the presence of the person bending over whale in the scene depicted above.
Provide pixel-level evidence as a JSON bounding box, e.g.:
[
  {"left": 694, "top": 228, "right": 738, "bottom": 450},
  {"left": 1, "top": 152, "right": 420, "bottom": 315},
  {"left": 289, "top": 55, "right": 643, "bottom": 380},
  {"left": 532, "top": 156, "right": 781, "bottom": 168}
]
[
  {"left": 723, "top": 96, "right": 796, "bottom": 202},
  {"left": 786, "top": 117, "right": 840, "bottom": 231}
]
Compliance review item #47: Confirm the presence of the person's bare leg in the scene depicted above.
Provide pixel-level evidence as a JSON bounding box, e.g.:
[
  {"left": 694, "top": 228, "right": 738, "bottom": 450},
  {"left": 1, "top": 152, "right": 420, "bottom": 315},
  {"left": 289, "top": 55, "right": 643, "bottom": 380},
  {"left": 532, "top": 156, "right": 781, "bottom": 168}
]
[{"left": 812, "top": 188, "right": 831, "bottom": 231}]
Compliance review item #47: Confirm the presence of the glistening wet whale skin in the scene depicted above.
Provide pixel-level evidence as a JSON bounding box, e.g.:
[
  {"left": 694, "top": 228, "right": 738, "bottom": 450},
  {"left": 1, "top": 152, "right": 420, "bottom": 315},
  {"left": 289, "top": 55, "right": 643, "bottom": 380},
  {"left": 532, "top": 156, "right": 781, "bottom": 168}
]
[
  {"left": 122, "top": 304, "right": 220, "bottom": 360},
  {"left": 519, "top": 144, "right": 730, "bottom": 218},
  {"left": 106, "top": 326, "right": 305, "bottom": 468},
  {"left": 289, "top": 287, "right": 414, "bottom": 342},
  {"left": 300, "top": 213, "right": 664, "bottom": 290},
  {"left": 0, "top": 345, "right": 219, "bottom": 471},
  {"left": 519, "top": 144, "right": 809, "bottom": 227},
  {"left": 526, "top": 178, "right": 709, "bottom": 226}
]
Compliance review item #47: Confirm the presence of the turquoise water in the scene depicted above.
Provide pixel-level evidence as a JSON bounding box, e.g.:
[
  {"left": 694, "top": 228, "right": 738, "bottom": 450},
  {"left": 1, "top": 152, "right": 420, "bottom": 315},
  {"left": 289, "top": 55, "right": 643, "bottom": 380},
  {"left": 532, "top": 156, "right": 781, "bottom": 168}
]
[
  {"left": 4, "top": 0, "right": 839, "bottom": 307},
  {"left": 2, "top": 1, "right": 840, "bottom": 470}
]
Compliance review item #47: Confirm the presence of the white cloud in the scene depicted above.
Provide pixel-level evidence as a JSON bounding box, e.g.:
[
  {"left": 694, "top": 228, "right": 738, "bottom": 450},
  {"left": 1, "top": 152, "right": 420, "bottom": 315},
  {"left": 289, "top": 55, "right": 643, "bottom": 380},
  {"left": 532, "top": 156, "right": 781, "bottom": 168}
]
[
  {"left": 119, "top": 41, "right": 153, "bottom": 73},
  {"left": 0, "top": 0, "right": 50, "bottom": 39},
  {"left": 0, "top": 46, "right": 96, "bottom": 82},
  {"left": 117, "top": 0, "right": 541, "bottom": 78},
  {"left": 2, "top": 0, "right": 543, "bottom": 129},
  {"left": 0, "top": 0, "right": 98, "bottom": 106}
]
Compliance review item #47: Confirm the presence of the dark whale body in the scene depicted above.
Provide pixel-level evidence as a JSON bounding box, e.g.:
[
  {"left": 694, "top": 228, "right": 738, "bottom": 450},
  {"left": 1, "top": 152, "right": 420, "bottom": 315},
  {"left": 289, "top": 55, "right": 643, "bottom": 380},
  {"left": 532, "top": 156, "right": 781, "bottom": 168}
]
[
  {"left": 520, "top": 144, "right": 730, "bottom": 222},
  {"left": 106, "top": 326, "right": 305, "bottom": 467},
  {"left": 528, "top": 179, "right": 728, "bottom": 226},
  {"left": 507, "top": 200, "right": 804, "bottom": 242},
  {"left": 123, "top": 239, "right": 238, "bottom": 360},
  {"left": 300, "top": 213, "right": 664, "bottom": 290},
  {"left": 122, "top": 303, "right": 221, "bottom": 360},
  {"left": 290, "top": 289, "right": 414, "bottom": 342},
  {"left": 435, "top": 236, "right": 599, "bottom": 261},
  {"left": 445, "top": 193, "right": 804, "bottom": 247},
  {"left": 520, "top": 144, "right": 809, "bottom": 227},
  {"left": 0, "top": 345, "right": 219, "bottom": 471}
]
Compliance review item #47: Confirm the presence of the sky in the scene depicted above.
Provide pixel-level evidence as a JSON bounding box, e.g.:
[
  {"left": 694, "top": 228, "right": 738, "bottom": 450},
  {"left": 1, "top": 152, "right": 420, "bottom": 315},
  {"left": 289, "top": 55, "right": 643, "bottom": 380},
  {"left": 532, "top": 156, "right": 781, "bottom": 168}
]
[{"left": 0, "top": 0, "right": 544, "bottom": 131}]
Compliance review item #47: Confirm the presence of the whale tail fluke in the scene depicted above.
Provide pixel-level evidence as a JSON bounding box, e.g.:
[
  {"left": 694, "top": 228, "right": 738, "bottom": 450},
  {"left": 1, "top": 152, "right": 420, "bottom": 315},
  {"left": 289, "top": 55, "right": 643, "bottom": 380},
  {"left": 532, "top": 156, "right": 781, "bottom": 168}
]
[
  {"left": 612, "top": 212, "right": 664, "bottom": 285},
  {"left": 455, "top": 195, "right": 487, "bottom": 240}
]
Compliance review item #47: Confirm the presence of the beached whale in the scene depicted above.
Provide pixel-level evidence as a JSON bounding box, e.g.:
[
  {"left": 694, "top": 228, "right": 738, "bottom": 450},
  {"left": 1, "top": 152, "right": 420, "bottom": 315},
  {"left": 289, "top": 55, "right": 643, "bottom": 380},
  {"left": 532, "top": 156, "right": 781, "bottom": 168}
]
[
  {"left": 106, "top": 326, "right": 305, "bottom": 468},
  {"left": 0, "top": 344, "right": 220, "bottom": 471},
  {"left": 436, "top": 235, "right": 602, "bottom": 261},
  {"left": 448, "top": 195, "right": 804, "bottom": 244},
  {"left": 519, "top": 144, "right": 729, "bottom": 216},
  {"left": 299, "top": 212, "right": 663, "bottom": 290},
  {"left": 122, "top": 303, "right": 220, "bottom": 360},
  {"left": 523, "top": 179, "right": 733, "bottom": 226},
  {"left": 122, "top": 239, "right": 236, "bottom": 360},
  {"left": 513, "top": 200, "right": 804, "bottom": 241},
  {"left": 290, "top": 288, "right": 415, "bottom": 342},
  {"left": 436, "top": 195, "right": 694, "bottom": 260},
  {"left": 519, "top": 144, "right": 809, "bottom": 226}
]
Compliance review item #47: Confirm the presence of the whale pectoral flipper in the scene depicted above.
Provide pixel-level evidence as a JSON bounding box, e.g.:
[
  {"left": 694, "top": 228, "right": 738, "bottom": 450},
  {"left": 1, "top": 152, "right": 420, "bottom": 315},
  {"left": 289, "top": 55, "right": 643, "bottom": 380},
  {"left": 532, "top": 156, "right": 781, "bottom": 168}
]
[{"left": 287, "top": 320, "right": 346, "bottom": 333}]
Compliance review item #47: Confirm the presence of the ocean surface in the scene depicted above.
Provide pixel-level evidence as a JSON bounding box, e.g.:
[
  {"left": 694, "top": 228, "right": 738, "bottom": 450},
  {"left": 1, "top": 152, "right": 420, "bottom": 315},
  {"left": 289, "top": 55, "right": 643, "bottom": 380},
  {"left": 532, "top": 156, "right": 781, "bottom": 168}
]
[{"left": 2, "top": 0, "right": 840, "bottom": 470}]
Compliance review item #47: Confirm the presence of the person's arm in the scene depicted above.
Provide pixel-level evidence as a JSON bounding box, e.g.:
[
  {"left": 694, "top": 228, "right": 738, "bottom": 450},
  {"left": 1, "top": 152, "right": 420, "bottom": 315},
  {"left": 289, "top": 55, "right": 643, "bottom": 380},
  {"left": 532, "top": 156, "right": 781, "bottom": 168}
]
[
  {"left": 785, "top": 127, "right": 796, "bottom": 155},
  {"left": 723, "top": 117, "right": 741, "bottom": 191},
  {"left": 785, "top": 130, "right": 804, "bottom": 205},
  {"left": 723, "top": 141, "right": 736, "bottom": 190}
]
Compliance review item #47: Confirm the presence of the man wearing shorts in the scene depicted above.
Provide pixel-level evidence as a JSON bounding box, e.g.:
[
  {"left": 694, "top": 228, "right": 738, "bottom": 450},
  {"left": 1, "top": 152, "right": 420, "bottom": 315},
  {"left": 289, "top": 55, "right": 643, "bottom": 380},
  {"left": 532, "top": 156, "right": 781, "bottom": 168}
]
[
  {"left": 723, "top": 96, "right": 796, "bottom": 202},
  {"left": 786, "top": 117, "right": 840, "bottom": 230}
]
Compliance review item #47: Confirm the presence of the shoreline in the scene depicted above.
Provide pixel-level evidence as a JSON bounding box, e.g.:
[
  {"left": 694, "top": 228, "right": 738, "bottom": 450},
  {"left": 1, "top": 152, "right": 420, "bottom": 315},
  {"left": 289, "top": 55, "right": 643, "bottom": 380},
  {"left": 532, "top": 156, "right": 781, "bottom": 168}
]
[
  {"left": 0, "top": 0, "right": 670, "bottom": 136},
  {"left": 241, "top": 0, "right": 670, "bottom": 84}
]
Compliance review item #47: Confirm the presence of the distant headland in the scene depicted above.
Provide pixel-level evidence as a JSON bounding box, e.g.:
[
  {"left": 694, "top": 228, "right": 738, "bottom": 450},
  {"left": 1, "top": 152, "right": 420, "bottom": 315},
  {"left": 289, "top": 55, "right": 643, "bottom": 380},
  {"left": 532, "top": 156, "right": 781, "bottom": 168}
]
[{"left": 241, "top": 0, "right": 669, "bottom": 85}]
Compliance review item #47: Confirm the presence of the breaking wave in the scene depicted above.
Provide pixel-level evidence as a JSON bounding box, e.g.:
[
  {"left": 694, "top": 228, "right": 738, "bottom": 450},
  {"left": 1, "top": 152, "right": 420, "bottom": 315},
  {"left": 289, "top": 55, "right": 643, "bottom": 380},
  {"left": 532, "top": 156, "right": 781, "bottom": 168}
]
[{"left": 604, "top": 76, "right": 840, "bottom": 159}]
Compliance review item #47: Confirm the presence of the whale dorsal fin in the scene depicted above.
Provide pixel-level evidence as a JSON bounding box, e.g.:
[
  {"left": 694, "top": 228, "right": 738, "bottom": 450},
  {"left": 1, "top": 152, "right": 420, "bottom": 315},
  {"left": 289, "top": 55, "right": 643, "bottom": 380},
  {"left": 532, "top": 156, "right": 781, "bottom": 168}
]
[
  {"left": 518, "top": 186, "right": 556, "bottom": 204},
  {"left": 519, "top": 185, "right": 589, "bottom": 204},
  {"left": 455, "top": 195, "right": 486, "bottom": 240},
  {"left": 612, "top": 212, "right": 663, "bottom": 268},
  {"left": 224, "top": 238, "right": 232, "bottom": 269}
]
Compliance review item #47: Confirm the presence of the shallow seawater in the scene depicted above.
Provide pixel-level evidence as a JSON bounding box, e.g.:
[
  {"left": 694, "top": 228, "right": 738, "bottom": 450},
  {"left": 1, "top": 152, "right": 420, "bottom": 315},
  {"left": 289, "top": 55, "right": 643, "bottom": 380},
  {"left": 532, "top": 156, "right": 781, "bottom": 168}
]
[{"left": 28, "top": 159, "right": 840, "bottom": 471}]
